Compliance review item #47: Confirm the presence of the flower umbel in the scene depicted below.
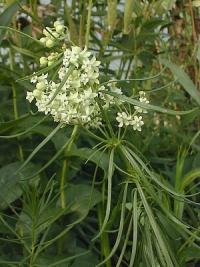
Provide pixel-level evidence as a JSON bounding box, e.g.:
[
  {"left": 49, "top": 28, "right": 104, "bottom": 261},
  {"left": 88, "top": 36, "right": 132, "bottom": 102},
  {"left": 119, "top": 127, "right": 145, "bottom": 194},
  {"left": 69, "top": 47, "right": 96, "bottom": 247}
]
[
  {"left": 116, "top": 91, "right": 149, "bottom": 132},
  {"left": 26, "top": 22, "right": 149, "bottom": 132},
  {"left": 27, "top": 46, "right": 122, "bottom": 128},
  {"left": 134, "top": 91, "right": 149, "bottom": 113}
]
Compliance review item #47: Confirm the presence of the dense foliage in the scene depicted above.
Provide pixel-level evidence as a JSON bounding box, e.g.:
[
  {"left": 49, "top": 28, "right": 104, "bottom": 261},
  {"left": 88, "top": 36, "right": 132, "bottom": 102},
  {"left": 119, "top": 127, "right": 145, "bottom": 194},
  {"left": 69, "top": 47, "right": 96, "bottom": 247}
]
[{"left": 0, "top": 0, "right": 200, "bottom": 266}]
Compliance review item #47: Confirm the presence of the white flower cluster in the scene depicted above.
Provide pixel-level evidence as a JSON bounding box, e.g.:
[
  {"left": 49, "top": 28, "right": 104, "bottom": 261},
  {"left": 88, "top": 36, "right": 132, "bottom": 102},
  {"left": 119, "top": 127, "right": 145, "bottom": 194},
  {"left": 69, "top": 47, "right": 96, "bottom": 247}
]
[
  {"left": 134, "top": 91, "right": 149, "bottom": 113},
  {"left": 116, "top": 91, "right": 149, "bottom": 131},
  {"left": 26, "top": 21, "right": 150, "bottom": 132},
  {"left": 26, "top": 46, "right": 122, "bottom": 127}
]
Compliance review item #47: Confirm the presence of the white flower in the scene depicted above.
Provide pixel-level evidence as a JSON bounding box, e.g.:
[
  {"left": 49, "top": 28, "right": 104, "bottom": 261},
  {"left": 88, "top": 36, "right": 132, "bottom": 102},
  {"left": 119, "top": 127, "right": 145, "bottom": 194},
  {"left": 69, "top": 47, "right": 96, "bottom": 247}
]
[
  {"left": 116, "top": 112, "right": 145, "bottom": 132},
  {"left": 26, "top": 92, "right": 34, "bottom": 103},
  {"left": 116, "top": 112, "right": 132, "bottom": 127},
  {"left": 30, "top": 73, "right": 37, "bottom": 83},
  {"left": 134, "top": 91, "right": 149, "bottom": 113},
  {"left": 132, "top": 116, "right": 144, "bottom": 131},
  {"left": 38, "top": 73, "right": 48, "bottom": 81},
  {"left": 111, "top": 86, "right": 122, "bottom": 95},
  {"left": 80, "top": 73, "right": 89, "bottom": 85}
]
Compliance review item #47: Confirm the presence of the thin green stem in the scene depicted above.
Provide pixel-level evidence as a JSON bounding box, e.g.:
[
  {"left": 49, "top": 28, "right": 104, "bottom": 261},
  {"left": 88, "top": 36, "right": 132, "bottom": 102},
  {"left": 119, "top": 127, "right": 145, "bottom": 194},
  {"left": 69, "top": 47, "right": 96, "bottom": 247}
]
[
  {"left": 60, "top": 125, "right": 79, "bottom": 209},
  {"left": 101, "top": 67, "right": 167, "bottom": 86},
  {"left": 9, "top": 48, "right": 24, "bottom": 161},
  {"left": 98, "top": 205, "right": 111, "bottom": 267},
  {"left": 85, "top": 0, "right": 93, "bottom": 48}
]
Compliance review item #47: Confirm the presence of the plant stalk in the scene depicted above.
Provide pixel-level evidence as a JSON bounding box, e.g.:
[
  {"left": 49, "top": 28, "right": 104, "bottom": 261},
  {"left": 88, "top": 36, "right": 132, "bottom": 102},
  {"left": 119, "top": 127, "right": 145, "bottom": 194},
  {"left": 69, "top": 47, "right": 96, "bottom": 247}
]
[
  {"left": 85, "top": 0, "right": 93, "bottom": 48},
  {"left": 60, "top": 125, "right": 79, "bottom": 209}
]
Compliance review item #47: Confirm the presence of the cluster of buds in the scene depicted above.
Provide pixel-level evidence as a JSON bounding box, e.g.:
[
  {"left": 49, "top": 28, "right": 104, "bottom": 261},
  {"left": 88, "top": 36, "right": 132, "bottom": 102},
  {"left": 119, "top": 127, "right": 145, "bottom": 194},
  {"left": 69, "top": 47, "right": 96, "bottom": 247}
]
[
  {"left": 39, "top": 21, "right": 66, "bottom": 48},
  {"left": 39, "top": 52, "right": 59, "bottom": 67}
]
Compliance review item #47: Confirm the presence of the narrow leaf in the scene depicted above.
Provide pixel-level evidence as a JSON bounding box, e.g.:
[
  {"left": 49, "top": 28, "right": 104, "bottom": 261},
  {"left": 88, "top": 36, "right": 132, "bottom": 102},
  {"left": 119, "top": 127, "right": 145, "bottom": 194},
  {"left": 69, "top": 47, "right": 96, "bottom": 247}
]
[{"left": 161, "top": 59, "right": 200, "bottom": 106}]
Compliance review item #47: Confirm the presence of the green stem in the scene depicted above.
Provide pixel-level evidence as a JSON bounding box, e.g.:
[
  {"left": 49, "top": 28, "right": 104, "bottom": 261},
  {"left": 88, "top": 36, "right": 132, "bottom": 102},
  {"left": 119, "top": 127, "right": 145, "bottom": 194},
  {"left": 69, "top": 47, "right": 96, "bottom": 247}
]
[
  {"left": 98, "top": 205, "right": 111, "bottom": 267},
  {"left": 9, "top": 48, "right": 24, "bottom": 161},
  {"left": 85, "top": 0, "right": 93, "bottom": 48},
  {"left": 29, "top": 241, "right": 35, "bottom": 267},
  {"left": 60, "top": 125, "right": 79, "bottom": 209}
]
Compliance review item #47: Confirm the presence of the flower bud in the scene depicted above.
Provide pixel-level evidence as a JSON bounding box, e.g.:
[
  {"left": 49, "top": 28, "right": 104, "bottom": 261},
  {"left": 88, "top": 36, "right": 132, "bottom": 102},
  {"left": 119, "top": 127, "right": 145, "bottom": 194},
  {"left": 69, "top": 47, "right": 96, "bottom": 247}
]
[
  {"left": 33, "top": 89, "right": 42, "bottom": 99},
  {"left": 48, "top": 52, "right": 58, "bottom": 62},
  {"left": 51, "top": 100, "right": 60, "bottom": 109},
  {"left": 36, "top": 81, "right": 46, "bottom": 90},
  {"left": 43, "top": 28, "right": 51, "bottom": 37},
  {"left": 40, "top": 37, "right": 46, "bottom": 44},
  {"left": 46, "top": 38, "right": 55, "bottom": 48},
  {"left": 48, "top": 55, "right": 53, "bottom": 61},
  {"left": 55, "top": 24, "right": 64, "bottom": 34},
  {"left": 51, "top": 32, "right": 59, "bottom": 39},
  {"left": 40, "top": 57, "right": 47, "bottom": 66},
  {"left": 54, "top": 21, "right": 61, "bottom": 27},
  {"left": 48, "top": 60, "right": 54, "bottom": 66}
]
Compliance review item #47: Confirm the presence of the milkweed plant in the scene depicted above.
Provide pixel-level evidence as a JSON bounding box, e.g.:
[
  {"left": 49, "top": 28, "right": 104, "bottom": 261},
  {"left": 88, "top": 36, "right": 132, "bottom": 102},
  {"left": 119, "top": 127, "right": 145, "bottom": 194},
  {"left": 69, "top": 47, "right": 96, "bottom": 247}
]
[
  {"left": 20, "top": 20, "right": 199, "bottom": 267},
  {"left": 0, "top": 1, "right": 200, "bottom": 267}
]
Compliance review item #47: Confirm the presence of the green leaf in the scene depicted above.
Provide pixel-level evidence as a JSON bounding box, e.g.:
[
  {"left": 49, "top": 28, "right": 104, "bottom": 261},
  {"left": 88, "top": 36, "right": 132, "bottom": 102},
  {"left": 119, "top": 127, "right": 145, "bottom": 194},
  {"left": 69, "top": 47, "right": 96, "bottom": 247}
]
[
  {"left": 0, "top": 26, "right": 42, "bottom": 46},
  {"left": 0, "top": 2, "right": 20, "bottom": 42},
  {"left": 137, "top": 182, "right": 174, "bottom": 267},
  {"left": 11, "top": 44, "right": 39, "bottom": 59},
  {"left": 161, "top": 59, "right": 200, "bottom": 106},
  {"left": 0, "top": 162, "right": 39, "bottom": 210},
  {"left": 0, "top": 116, "right": 47, "bottom": 139},
  {"left": 179, "top": 245, "right": 200, "bottom": 264},
  {"left": 16, "top": 203, "right": 63, "bottom": 236},
  {"left": 62, "top": 184, "right": 101, "bottom": 215},
  {"left": 192, "top": 0, "right": 200, "bottom": 7},
  {"left": 36, "top": 251, "right": 91, "bottom": 267},
  {"left": 130, "top": 190, "right": 138, "bottom": 266},
  {"left": 71, "top": 251, "right": 98, "bottom": 267},
  {"left": 141, "top": 18, "right": 168, "bottom": 31},
  {"left": 0, "top": 114, "right": 29, "bottom": 134},
  {"left": 17, "top": 122, "right": 63, "bottom": 173},
  {"left": 108, "top": 91, "right": 198, "bottom": 115},
  {"left": 0, "top": 162, "right": 22, "bottom": 210},
  {"left": 181, "top": 168, "right": 200, "bottom": 191},
  {"left": 93, "top": 149, "right": 114, "bottom": 241},
  {"left": 67, "top": 147, "right": 109, "bottom": 173},
  {"left": 17, "top": 56, "right": 63, "bottom": 82}
]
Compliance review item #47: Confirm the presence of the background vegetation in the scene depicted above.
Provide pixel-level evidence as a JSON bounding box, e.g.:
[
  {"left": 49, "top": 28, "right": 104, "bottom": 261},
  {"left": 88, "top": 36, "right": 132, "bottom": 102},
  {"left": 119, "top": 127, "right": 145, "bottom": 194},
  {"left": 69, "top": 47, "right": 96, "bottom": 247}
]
[{"left": 0, "top": 0, "right": 200, "bottom": 266}]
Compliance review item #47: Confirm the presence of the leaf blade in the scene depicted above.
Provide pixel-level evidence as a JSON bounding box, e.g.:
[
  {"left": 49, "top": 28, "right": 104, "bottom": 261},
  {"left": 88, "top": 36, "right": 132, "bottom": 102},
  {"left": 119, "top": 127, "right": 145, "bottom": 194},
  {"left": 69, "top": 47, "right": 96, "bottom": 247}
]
[{"left": 161, "top": 59, "right": 200, "bottom": 106}]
